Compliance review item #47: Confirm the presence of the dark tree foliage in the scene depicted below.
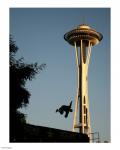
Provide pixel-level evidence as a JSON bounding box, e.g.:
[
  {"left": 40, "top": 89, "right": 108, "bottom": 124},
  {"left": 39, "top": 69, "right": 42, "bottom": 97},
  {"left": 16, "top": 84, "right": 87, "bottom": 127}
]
[{"left": 10, "top": 36, "right": 46, "bottom": 142}]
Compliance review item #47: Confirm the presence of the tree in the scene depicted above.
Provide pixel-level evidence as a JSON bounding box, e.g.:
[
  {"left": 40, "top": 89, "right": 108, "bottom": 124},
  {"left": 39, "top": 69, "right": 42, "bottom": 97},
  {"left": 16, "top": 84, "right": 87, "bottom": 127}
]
[{"left": 10, "top": 36, "right": 46, "bottom": 141}]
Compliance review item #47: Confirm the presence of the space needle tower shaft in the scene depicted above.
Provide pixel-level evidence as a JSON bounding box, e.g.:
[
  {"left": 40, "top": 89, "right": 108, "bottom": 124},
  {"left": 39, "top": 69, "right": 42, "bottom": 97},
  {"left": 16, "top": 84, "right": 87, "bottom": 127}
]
[{"left": 64, "top": 24, "right": 103, "bottom": 137}]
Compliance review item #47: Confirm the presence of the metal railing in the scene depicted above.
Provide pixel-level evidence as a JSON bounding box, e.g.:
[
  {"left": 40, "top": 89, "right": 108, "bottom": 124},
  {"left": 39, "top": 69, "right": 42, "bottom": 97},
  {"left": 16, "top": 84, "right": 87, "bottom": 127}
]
[{"left": 89, "top": 132, "right": 100, "bottom": 143}]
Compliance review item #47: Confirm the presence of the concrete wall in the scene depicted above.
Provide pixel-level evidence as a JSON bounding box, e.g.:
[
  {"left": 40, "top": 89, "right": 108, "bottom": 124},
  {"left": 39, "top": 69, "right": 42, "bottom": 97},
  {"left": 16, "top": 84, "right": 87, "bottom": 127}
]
[{"left": 14, "top": 124, "right": 89, "bottom": 142}]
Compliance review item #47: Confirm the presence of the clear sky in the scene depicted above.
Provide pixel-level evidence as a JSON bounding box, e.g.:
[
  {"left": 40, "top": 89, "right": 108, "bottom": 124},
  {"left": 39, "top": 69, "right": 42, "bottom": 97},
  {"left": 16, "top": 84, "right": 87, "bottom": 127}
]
[{"left": 10, "top": 8, "right": 110, "bottom": 142}]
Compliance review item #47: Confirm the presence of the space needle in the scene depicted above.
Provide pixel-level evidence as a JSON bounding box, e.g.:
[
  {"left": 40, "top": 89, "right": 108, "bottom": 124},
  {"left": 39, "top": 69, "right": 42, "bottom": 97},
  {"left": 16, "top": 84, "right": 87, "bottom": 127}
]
[{"left": 64, "top": 24, "right": 103, "bottom": 138}]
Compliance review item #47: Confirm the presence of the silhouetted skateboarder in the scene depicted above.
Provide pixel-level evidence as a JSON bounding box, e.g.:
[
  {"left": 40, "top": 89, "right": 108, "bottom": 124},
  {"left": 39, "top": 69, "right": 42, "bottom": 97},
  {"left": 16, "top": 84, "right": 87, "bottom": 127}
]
[{"left": 56, "top": 101, "right": 73, "bottom": 118}]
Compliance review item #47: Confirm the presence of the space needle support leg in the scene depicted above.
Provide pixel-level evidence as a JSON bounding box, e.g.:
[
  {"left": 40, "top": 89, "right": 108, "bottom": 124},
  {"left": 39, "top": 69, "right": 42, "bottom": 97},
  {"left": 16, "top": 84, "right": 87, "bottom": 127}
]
[
  {"left": 86, "top": 41, "right": 92, "bottom": 140},
  {"left": 72, "top": 42, "right": 79, "bottom": 132},
  {"left": 80, "top": 39, "right": 84, "bottom": 133},
  {"left": 86, "top": 41, "right": 92, "bottom": 74}
]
